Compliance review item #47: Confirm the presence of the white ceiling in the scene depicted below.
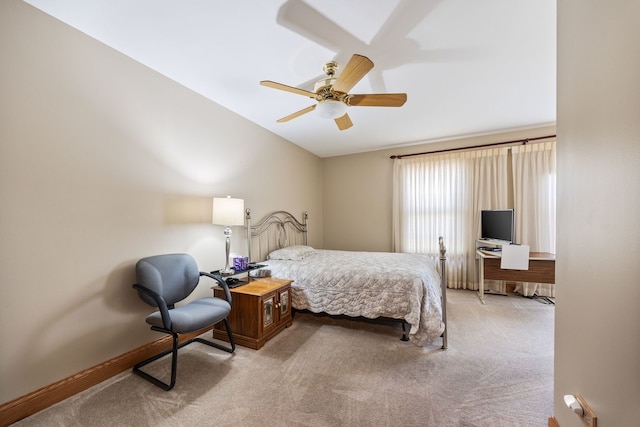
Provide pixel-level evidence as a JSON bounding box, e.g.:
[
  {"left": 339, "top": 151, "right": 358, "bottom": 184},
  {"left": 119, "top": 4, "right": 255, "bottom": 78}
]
[{"left": 24, "top": 0, "right": 556, "bottom": 158}]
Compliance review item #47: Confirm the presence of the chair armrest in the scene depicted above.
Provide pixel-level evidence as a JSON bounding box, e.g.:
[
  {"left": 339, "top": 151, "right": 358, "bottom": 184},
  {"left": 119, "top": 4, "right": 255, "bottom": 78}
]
[
  {"left": 132, "top": 283, "right": 173, "bottom": 330},
  {"left": 200, "top": 272, "right": 232, "bottom": 305}
]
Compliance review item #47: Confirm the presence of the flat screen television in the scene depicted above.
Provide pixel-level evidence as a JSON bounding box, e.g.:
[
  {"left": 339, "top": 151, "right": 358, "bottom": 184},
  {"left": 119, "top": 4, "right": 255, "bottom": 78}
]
[{"left": 480, "top": 209, "right": 515, "bottom": 243}]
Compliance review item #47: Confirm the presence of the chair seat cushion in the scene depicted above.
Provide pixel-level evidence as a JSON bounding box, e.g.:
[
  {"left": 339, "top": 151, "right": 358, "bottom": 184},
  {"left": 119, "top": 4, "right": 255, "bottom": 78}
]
[{"left": 146, "top": 297, "right": 231, "bottom": 333}]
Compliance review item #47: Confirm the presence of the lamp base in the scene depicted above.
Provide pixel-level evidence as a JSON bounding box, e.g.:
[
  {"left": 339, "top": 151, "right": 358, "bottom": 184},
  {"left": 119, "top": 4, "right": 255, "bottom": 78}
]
[
  {"left": 221, "top": 229, "right": 234, "bottom": 276},
  {"left": 219, "top": 267, "right": 235, "bottom": 276}
]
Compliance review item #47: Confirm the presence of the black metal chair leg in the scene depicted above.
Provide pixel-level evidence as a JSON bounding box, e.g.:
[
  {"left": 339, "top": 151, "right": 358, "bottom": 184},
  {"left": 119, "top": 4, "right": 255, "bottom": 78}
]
[
  {"left": 223, "top": 318, "right": 236, "bottom": 352},
  {"left": 194, "top": 318, "right": 236, "bottom": 353},
  {"left": 133, "top": 322, "right": 236, "bottom": 391},
  {"left": 133, "top": 332, "right": 179, "bottom": 391}
]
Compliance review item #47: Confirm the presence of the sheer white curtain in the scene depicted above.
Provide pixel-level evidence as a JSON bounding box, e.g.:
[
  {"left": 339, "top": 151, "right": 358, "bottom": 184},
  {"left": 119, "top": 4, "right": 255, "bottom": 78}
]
[
  {"left": 512, "top": 140, "right": 556, "bottom": 297},
  {"left": 393, "top": 147, "right": 509, "bottom": 289},
  {"left": 470, "top": 148, "right": 510, "bottom": 292}
]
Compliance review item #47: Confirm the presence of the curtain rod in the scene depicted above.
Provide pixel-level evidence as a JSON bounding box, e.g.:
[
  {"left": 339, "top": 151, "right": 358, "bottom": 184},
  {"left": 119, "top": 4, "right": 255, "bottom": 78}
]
[{"left": 389, "top": 134, "right": 556, "bottom": 159}]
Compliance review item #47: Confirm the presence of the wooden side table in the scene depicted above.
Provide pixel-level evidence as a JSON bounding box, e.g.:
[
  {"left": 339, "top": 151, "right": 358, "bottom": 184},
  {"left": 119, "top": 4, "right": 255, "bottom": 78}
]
[{"left": 212, "top": 277, "right": 293, "bottom": 349}]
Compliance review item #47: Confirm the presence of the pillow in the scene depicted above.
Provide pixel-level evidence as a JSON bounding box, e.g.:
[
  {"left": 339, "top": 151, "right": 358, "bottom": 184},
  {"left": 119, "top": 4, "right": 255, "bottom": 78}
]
[{"left": 267, "top": 245, "right": 315, "bottom": 260}]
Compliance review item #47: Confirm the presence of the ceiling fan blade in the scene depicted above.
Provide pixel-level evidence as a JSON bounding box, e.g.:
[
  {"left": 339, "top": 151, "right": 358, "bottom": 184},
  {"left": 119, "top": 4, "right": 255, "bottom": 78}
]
[
  {"left": 260, "top": 80, "right": 316, "bottom": 98},
  {"left": 277, "top": 0, "right": 365, "bottom": 57},
  {"left": 334, "top": 113, "right": 353, "bottom": 131},
  {"left": 276, "top": 105, "right": 317, "bottom": 123},
  {"left": 370, "top": 0, "right": 443, "bottom": 48},
  {"left": 349, "top": 93, "right": 407, "bottom": 107},
  {"left": 332, "top": 54, "right": 374, "bottom": 94}
]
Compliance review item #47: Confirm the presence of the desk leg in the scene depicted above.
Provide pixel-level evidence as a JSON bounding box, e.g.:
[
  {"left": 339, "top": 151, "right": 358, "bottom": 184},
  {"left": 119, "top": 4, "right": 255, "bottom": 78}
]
[{"left": 478, "top": 256, "right": 486, "bottom": 304}]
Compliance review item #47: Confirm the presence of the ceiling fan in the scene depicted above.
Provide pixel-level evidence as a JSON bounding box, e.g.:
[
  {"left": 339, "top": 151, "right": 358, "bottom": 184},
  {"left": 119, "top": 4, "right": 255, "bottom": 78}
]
[{"left": 260, "top": 54, "right": 407, "bottom": 131}]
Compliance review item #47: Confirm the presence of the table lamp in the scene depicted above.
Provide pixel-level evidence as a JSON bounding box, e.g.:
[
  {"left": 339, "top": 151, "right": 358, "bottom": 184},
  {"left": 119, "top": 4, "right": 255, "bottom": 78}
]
[{"left": 212, "top": 196, "right": 245, "bottom": 275}]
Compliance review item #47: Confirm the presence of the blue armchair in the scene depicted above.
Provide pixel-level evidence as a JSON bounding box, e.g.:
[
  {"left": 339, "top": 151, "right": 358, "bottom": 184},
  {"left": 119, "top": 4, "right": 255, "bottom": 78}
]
[{"left": 132, "top": 253, "right": 235, "bottom": 390}]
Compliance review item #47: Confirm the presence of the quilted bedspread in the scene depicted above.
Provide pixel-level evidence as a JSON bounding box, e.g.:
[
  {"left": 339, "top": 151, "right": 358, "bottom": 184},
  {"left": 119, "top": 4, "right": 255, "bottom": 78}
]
[{"left": 263, "top": 249, "right": 445, "bottom": 346}]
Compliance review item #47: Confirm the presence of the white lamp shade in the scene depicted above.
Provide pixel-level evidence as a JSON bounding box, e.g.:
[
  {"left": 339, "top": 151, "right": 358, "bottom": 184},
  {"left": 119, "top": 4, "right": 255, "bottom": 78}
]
[
  {"left": 212, "top": 197, "right": 245, "bottom": 226},
  {"left": 316, "top": 100, "right": 348, "bottom": 119}
]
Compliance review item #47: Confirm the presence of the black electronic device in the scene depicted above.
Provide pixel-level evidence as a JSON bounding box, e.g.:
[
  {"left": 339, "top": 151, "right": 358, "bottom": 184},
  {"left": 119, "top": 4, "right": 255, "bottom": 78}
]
[
  {"left": 224, "top": 277, "right": 248, "bottom": 288},
  {"left": 478, "top": 246, "right": 502, "bottom": 252},
  {"left": 247, "top": 263, "right": 267, "bottom": 270},
  {"left": 480, "top": 209, "right": 515, "bottom": 243}
]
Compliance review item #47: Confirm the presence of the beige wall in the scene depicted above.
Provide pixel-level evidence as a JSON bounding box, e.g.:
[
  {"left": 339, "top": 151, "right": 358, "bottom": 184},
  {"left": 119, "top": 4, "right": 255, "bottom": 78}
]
[
  {"left": 556, "top": 1, "right": 640, "bottom": 425},
  {"left": 322, "top": 126, "right": 556, "bottom": 251},
  {"left": 0, "top": 0, "right": 322, "bottom": 403}
]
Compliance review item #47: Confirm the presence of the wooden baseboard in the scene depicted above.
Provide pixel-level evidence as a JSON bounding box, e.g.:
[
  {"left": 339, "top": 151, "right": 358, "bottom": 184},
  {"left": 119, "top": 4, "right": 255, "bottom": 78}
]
[
  {"left": 548, "top": 416, "right": 560, "bottom": 427},
  {"left": 0, "top": 327, "right": 212, "bottom": 426}
]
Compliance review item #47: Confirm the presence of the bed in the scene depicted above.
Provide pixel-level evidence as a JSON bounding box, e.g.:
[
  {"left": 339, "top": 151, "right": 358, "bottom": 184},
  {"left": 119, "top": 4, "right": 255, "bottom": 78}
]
[{"left": 245, "top": 209, "right": 448, "bottom": 349}]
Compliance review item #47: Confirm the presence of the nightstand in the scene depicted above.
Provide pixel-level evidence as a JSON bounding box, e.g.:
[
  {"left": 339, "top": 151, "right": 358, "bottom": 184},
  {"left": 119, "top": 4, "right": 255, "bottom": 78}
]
[{"left": 212, "top": 277, "right": 293, "bottom": 349}]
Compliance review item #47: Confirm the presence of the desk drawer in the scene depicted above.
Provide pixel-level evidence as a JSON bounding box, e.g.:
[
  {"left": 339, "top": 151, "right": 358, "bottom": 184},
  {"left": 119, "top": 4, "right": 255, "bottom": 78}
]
[{"left": 484, "top": 258, "right": 555, "bottom": 284}]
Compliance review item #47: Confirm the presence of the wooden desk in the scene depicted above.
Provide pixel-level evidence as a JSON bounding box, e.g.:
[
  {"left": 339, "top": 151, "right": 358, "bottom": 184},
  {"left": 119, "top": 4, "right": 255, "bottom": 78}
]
[{"left": 477, "top": 250, "right": 555, "bottom": 304}]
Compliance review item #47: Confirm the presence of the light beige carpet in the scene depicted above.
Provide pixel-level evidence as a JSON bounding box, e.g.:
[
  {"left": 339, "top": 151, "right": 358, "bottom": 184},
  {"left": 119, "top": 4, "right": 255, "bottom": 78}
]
[{"left": 14, "top": 289, "right": 554, "bottom": 427}]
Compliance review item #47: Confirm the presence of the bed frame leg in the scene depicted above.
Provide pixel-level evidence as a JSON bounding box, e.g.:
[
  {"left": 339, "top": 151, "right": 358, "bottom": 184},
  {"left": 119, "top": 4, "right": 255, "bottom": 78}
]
[
  {"left": 439, "top": 236, "right": 449, "bottom": 350},
  {"left": 401, "top": 320, "right": 409, "bottom": 341}
]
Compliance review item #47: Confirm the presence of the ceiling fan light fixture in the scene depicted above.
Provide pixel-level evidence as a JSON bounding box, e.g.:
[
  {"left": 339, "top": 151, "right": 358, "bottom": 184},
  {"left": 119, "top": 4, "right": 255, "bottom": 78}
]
[{"left": 316, "top": 100, "right": 348, "bottom": 119}]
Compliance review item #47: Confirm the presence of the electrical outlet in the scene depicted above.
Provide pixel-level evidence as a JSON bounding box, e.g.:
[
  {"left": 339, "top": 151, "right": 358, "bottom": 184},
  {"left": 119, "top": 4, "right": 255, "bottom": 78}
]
[{"left": 576, "top": 394, "right": 597, "bottom": 427}]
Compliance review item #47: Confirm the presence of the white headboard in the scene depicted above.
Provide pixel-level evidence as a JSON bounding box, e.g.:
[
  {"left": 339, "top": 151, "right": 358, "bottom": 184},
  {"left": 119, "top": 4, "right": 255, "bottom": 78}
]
[{"left": 245, "top": 209, "right": 308, "bottom": 262}]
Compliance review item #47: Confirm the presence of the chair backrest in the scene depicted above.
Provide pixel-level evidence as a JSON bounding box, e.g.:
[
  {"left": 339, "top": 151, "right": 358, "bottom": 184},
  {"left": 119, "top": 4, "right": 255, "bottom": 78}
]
[{"left": 135, "top": 253, "right": 200, "bottom": 307}]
